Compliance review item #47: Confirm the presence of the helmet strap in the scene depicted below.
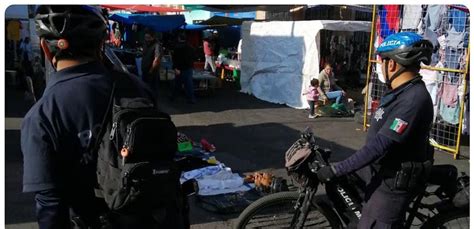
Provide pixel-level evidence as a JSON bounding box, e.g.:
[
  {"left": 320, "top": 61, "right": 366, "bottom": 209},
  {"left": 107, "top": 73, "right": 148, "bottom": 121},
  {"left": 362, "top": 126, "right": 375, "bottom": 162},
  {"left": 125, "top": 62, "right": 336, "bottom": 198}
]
[{"left": 384, "top": 60, "right": 406, "bottom": 90}]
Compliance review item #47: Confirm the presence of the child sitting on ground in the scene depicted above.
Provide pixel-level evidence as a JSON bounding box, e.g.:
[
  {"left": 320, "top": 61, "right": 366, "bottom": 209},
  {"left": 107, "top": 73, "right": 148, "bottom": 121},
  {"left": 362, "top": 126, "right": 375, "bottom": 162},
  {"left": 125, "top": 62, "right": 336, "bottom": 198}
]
[{"left": 303, "top": 79, "right": 327, "bottom": 118}]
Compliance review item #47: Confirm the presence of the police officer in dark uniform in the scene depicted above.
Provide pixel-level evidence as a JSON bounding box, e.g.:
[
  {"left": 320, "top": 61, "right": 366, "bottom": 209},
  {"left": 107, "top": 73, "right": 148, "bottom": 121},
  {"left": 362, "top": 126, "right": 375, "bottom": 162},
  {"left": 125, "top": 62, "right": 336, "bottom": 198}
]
[
  {"left": 316, "top": 32, "right": 434, "bottom": 228},
  {"left": 21, "top": 5, "right": 153, "bottom": 228}
]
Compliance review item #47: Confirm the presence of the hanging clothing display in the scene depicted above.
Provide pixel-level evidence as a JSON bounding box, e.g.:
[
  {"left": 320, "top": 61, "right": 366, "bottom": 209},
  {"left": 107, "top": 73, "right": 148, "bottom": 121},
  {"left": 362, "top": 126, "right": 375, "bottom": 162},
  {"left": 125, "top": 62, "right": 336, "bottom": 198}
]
[
  {"left": 377, "top": 5, "right": 400, "bottom": 39},
  {"left": 385, "top": 5, "right": 401, "bottom": 32},
  {"left": 440, "top": 81, "right": 459, "bottom": 107},
  {"left": 371, "top": 4, "right": 470, "bottom": 152},
  {"left": 438, "top": 79, "right": 461, "bottom": 125},
  {"left": 448, "top": 6, "right": 468, "bottom": 32},
  {"left": 445, "top": 48, "right": 463, "bottom": 80},
  {"left": 420, "top": 62, "right": 443, "bottom": 105},
  {"left": 401, "top": 5, "right": 423, "bottom": 30},
  {"left": 446, "top": 27, "right": 466, "bottom": 49},
  {"left": 424, "top": 5, "right": 448, "bottom": 32},
  {"left": 423, "top": 28, "right": 439, "bottom": 49},
  {"left": 439, "top": 101, "right": 460, "bottom": 125}
]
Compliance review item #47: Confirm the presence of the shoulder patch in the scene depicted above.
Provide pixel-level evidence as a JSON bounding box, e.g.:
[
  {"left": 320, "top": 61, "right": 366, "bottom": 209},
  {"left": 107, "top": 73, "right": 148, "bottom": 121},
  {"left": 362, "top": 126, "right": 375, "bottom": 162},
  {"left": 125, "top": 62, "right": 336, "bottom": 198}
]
[{"left": 390, "top": 118, "right": 408, "bottom": 134}]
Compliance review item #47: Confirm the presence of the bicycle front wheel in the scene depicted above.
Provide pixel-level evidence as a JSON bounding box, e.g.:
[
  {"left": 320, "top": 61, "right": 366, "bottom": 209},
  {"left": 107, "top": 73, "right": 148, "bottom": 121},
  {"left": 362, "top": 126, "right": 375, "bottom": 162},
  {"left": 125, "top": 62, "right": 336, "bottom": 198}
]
[
  {"left": 421, "top": 207, "right": 469, "bottom": 229},
  {"left": 234, "top": 191, "right": 340, "bottom": 229}
]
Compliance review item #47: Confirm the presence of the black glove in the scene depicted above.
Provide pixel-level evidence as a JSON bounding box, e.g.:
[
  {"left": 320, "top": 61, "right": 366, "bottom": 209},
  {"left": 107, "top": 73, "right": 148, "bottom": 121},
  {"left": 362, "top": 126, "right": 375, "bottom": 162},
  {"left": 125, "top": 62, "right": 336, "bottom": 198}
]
[{"left": 317, "top": 165, "right": 336, "bottom": 182}]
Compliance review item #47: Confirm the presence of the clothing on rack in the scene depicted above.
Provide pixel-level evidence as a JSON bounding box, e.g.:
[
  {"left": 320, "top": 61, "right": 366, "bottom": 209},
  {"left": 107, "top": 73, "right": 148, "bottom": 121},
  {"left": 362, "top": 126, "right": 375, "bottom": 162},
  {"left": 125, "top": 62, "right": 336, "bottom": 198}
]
[
  {"left": 402, "top": 5, "right": 423, "bottom": 30},
  {"left": 439, "top": 101, "right": 460, "bottom": 125},
  {"left": 420, "top": 62, "right": 443, "bottom": 105},
  {"left": 448, "top": 6, "right": 468, "bottom": 32},
  {"left": 445, "top": 48, "right": 464, "bottom": 80},
  {"left": 377, "top": 5, "right": 399, "bottom": 39},
  {"left": 439, "top": 80, "right": 459, "bottom": 107},
  {"left": 424, "top": 5, "right": 448, "bottom": 32},
  {"left": 446, "top": 27, "right": 466, "bottom": 50},
  {"left": 373, "top": 4, "right": 469, "bottom": 146},
  {"left": 385, "top": 5, "right": 401, "bottom": 32}
]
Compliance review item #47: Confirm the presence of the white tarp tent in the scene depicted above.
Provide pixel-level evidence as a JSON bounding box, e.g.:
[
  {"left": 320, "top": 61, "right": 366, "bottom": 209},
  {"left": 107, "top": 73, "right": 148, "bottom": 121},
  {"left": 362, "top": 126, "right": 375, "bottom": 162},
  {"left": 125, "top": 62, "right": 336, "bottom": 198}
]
[{"left": 240, "top": 20, "right": 371, "bottom": 108}]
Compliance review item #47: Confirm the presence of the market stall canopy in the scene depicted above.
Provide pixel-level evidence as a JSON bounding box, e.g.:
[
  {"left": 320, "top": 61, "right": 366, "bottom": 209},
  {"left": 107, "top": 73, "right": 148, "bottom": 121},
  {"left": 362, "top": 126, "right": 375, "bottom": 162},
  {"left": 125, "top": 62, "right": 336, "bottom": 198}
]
[
  {"left": 110, "top": 13, "right": 185, "bottom": 32},
  {"left": 213, "top": 12, "right": 256, "bottom": 19},
  {"left": 197, "top": 15, "right": 251, "bottom": 26},
  {"left": 180, "top": 24, "right": 210, "bottom": 30},
  {"left": 185, "top": 5, "right": 301, "bottom": 13},
  {"left": 102, "top": 4, "right": 185, "bottom": 13}
]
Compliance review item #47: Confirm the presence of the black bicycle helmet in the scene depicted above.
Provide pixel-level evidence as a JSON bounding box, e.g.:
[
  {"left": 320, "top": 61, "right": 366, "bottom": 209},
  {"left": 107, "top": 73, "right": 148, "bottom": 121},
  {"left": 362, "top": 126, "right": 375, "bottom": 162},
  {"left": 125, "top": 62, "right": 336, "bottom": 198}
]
[
  {"left": 376, "top": 32, "right": 434, "bottom": 67},
  {"left": 35, "top": 5, "right": 108, "bottom": 53}
]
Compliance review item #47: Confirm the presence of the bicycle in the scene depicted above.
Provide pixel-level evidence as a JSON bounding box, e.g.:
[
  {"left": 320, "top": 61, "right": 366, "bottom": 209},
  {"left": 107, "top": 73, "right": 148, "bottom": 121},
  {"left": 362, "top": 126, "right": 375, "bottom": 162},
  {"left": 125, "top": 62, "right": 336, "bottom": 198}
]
[{"left": 235, "top": 128, "right": 469, "bottom": 228}]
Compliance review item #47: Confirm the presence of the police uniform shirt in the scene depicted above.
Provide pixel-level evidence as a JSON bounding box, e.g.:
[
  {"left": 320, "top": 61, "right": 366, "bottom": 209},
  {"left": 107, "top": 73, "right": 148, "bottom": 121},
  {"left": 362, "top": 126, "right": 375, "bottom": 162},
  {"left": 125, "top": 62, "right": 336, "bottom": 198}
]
[
  {"left": 367, "top": 76, "right": 434, "bottom": 167},
  {"left": 21, "top": 61, "right": 154, "bottom": 194},
  {"left": 21, "top": 62, "right": 115, "bottom": 194}
]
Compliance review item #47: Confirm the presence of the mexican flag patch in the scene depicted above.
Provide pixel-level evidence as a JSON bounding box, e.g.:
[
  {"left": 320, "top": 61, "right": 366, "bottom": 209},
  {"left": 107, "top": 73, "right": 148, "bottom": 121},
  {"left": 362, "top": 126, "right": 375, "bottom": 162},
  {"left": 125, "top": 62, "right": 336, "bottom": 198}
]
[{"left": 390, "top": 118, "right": 408, "bottom": 134}]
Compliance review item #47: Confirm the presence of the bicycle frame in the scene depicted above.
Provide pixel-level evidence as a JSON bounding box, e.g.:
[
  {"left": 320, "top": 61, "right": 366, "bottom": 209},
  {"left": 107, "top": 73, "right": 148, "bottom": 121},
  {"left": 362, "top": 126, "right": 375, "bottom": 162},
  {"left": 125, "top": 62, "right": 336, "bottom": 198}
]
[
  {"left": 281, "top": 128, "right": 467, "bottom": 229},
  {"left": 289, "top": 171, "right": 462, "bottom": 229},
  {"left": 290, "top": 185, "right": 318, "bottom": 229}
]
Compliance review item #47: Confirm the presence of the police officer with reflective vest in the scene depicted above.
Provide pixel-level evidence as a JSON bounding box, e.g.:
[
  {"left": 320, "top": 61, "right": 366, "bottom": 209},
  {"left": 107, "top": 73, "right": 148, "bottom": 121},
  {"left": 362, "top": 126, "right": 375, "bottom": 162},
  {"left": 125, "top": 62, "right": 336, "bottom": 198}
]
[{"left": 316, "top": 32, "right": 435, "bottom": 228}]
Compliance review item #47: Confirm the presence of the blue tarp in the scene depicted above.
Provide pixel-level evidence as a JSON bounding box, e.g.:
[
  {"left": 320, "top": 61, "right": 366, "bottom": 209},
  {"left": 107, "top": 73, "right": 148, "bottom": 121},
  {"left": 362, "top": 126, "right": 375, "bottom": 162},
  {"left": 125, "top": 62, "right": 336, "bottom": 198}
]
[
  {"left": 180, "top": 24, "right": 210, "bottom": 30},
  {"left": 212, "top": 12, "right": 256, "bottom": 19},
  {"left": 110, "top": 13, "right": 185, "bottom": 32}
]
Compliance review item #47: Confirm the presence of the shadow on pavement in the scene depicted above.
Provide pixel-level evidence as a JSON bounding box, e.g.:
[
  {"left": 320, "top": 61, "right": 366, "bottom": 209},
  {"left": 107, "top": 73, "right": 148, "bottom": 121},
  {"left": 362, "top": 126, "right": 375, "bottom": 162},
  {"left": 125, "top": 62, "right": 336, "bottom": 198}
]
[
  {"left": 178, "top": 122, "right": 357, "bottom": 172},
  {"left": 158, "top": 84, "right": 287, "bottom": 116},
  {"left": 177, "top": 122, "right": 356, "bottom": 226}
]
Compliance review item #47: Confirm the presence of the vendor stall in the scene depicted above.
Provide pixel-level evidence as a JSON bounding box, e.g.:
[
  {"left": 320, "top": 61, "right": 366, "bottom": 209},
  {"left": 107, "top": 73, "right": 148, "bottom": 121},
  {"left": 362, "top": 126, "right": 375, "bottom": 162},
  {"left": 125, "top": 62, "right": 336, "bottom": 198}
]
[{"left": 240, "top": 20, "right": 371, "bottom": 108}]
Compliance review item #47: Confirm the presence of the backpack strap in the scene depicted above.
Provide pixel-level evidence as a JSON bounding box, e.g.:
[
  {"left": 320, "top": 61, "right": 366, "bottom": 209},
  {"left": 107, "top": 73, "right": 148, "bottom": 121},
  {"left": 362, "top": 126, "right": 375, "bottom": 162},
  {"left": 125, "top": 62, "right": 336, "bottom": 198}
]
[
  {"left": 93, "top": 81, "right": 117, "bottom": 154},
  {"left": 92, "top": 81, "right": 117, "bottom": 199},
  {"left": 80, "top": 80, "right": 117, "bottom": 165}
]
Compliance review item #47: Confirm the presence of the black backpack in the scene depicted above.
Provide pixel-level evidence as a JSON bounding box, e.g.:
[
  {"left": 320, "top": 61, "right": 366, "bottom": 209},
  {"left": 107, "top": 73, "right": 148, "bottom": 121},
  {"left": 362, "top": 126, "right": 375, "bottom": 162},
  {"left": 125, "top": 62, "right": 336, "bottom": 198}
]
[{"left": 90, "top": 71, "right": 188, "bottom": 228}]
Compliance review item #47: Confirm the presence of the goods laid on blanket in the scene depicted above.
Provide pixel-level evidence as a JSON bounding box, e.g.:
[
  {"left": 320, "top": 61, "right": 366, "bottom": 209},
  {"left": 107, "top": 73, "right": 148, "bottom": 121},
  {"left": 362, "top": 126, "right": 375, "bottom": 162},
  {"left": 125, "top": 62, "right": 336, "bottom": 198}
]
[
  {"left": 176, "top": 132, "right": 254, "bottom": 196},
  {"left": 175, "top": 132, "right": 290, "bottom": 213}
]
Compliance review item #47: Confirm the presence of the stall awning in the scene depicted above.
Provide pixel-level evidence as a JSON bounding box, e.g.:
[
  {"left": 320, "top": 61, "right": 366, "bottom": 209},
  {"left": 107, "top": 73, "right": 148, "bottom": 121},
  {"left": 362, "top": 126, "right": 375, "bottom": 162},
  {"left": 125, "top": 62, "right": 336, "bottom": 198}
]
[
  {"left": 197, "top": 15, "right": 251, "bottom": 26},
  {"left": 185, "top": 5, "right": 300, "bottom": 13},
  {"left": 180, "top": 24, "right": 210, "bottom": 30},
  {"left": 110, "top": 13, "right": 185, "bottom": 32},
  {"left": 212, "top": 12, "right": 256, "bottom": 19},
  {"left": 102, "top": 4, "right": 185, "bottom": 13}
]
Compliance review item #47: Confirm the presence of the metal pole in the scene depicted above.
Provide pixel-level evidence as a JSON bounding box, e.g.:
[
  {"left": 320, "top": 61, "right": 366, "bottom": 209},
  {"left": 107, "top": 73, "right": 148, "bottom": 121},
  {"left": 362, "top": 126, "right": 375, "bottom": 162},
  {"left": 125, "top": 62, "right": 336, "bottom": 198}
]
[
  {"left": 363, "top": 5, "right": 377, "bottom": 131},
  {"left": 454, "top": 43, "right": 470, "bottom": 159}
]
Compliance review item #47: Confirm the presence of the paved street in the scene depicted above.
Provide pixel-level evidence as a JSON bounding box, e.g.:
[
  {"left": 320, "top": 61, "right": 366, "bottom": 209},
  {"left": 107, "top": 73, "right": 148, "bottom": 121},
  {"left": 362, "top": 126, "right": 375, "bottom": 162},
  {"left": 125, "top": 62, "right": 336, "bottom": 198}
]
[{"left": 4, "top": 83, "right": 470, "bottom": 229}]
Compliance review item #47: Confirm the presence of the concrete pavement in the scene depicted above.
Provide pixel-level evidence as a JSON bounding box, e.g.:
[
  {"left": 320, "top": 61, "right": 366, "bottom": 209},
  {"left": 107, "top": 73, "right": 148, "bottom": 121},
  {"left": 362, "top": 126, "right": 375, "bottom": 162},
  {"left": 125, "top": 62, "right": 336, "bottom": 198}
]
[{"left": 4, "top": 83, "right": 469, "bottom": 228}]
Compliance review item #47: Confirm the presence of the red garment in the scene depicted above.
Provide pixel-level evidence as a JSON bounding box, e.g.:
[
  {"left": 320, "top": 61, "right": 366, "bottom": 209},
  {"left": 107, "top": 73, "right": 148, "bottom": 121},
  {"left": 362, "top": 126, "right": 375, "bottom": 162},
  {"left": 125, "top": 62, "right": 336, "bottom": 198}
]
[
  {"left": 439, "top": 81, "right": 458, "bottom": 107},
  {"left": 384, "top": 5, "right": 400, "bottom": 32},
  {"left": 109, "top": 30, "right": 117, "bottom": 46},
  {"left": 203, "top": 40, "right": 213, "bottom": 56}
]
